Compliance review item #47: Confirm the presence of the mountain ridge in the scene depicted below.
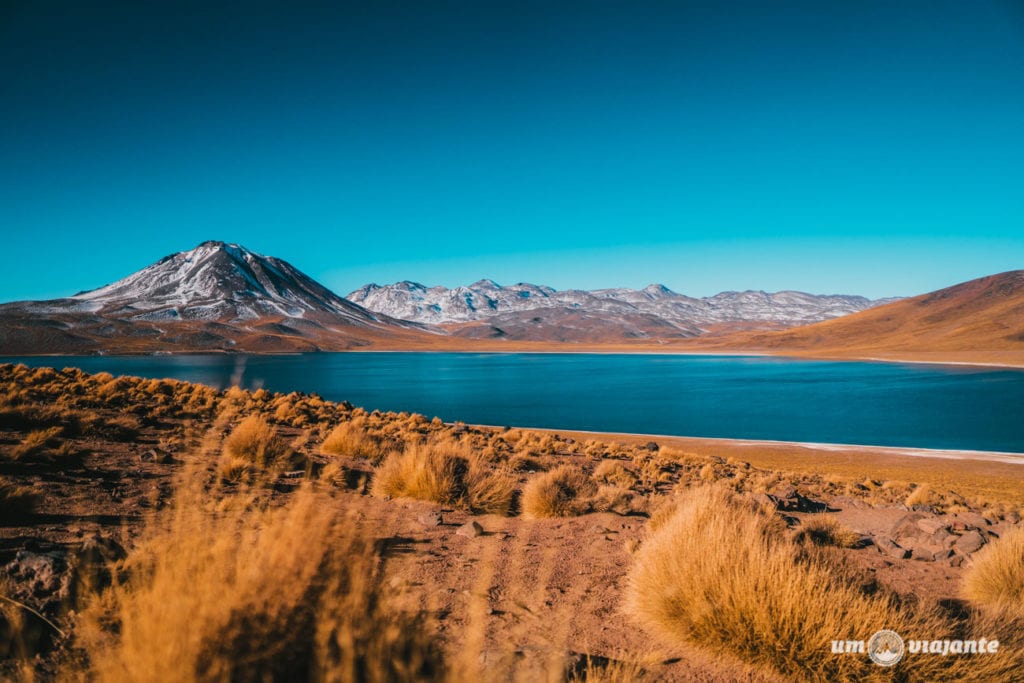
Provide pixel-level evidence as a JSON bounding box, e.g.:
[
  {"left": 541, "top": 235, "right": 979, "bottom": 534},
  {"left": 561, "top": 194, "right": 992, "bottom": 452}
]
[{"left": 346, "top": 279, "right": 897, "bottom": 334}]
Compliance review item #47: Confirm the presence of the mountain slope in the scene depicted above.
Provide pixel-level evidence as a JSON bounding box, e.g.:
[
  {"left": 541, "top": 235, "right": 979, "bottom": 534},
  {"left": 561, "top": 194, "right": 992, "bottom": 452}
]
[
  {"left": 0, "top": 241, "right": 431, "bottom": 354},
  {"left": 729, "top": 270, "right": 1024, "bottom": 358},
  {"left": 347, "top": 280, "right": 893, "bottom": 337}
]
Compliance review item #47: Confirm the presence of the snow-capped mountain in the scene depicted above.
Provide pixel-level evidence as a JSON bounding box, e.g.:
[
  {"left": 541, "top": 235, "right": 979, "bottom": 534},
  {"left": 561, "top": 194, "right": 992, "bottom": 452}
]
[
  {"left": 346, "top": 280, "right": 897, "bottom": 332},
  {"left": 57, "top": 240, "right": 381, "bottom": 324},
  {"left": 0, "top": 241, "right": 425, "bottom": 354}
]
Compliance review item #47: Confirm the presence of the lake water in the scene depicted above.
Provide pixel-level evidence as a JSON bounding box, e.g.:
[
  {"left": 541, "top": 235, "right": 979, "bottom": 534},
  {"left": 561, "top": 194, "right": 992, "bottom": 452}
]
[{"left": 3, "top": 353, "right": 1023, "bottom": 453}]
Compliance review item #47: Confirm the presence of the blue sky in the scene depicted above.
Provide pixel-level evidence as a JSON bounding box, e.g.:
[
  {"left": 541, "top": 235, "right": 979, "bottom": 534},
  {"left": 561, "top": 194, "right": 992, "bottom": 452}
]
[{"left": 1, "top": 1, "right": 1022, "bottom": 301}]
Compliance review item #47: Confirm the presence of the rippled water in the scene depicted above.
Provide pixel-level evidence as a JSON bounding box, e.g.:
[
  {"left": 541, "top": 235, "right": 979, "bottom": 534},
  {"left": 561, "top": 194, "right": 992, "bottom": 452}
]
[{"left": 4, "top": 353, "right": 1023, "bottom": 453}]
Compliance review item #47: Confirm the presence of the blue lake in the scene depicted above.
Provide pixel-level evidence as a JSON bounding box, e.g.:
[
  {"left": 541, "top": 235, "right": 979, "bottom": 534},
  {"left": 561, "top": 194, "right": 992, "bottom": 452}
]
[{"left": 3, "top": 353, "right": 1023, "bottom": 453}]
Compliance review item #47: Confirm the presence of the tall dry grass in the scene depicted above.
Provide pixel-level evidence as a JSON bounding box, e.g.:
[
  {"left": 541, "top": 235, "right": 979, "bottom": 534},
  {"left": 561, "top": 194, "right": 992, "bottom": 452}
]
[
  {"left": 521, "top": 465, "right": 597, "bottom": 519},
  {"left": 72, "top": 481, "right": 444, "bottom": 682},
  {"left": 626, "top": 485, "right": 1023, "bottom": 681},
  {"left": 964, "top": 527, "right": 1024, "bottom": 620},
  {"left": 222, "top": 414, "right": 291, "bottom": 467},
  {"left": 371, "top": 440, "right": 516, "bottom": 515}
]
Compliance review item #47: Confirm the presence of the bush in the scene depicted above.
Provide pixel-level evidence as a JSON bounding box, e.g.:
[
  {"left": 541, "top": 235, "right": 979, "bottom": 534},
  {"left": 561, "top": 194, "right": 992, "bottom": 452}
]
[
  {"left": 792, "top": 515, "right": 861, "bottom": 549},
  {"left": 626, "top": 486, "right": 952, "bottom": 680},
  {"left": 223, "top": 415, "right": 291, "bottom": 468},
  {"left": 321, "top": 421, "right": 377, "bottom": 459},
  {"left": 964, "top": 527, "right": 1024, "bottom": 619},
  {"left": 371, "top": 445, "right": 462, "bottom": 506},
  {"left": 371, "top": 443, "right": 516, "bottom": 515},
  {"left": 521, "top": 466, "right": 597, "bottom": 519}
]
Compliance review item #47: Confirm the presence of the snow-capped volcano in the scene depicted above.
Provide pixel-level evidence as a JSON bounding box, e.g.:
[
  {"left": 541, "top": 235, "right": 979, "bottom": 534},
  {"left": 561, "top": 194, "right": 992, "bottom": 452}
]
[
  {"left": 69, "top": 241, "right": 379, "bottom": 324},
  {"left": 0, "top": 241, "right": 427, "bottom": 354}
]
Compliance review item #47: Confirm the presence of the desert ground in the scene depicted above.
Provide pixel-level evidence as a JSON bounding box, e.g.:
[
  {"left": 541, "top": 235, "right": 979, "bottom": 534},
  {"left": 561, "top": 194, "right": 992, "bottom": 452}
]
[{"left": 2, "top": 363, "right": 1024, "bottom": 681}]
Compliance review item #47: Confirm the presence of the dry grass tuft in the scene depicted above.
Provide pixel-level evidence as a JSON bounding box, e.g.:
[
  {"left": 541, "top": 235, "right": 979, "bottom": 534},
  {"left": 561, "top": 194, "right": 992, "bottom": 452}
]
[
  {"left": 321, "top": 421, "right": 378, "bottom": 459},
  {"left": 8, "top": 427, "right": 63, "bottom": 461},
  {"left": 223, "top": 415, "right": 292, "bottom": 468},
  {"left": 73, "top": 482, "right": 444, "bottom": 682},
  {"left": 964, "top": 527, "right": 1024, "bottom": 620},
  {"left": 371, "top": 443, "right": 516, "bottom": 515},
  {"left": 792, "top": 515, "right": 861, "bottom": 549},
  {"left": 371, "top": 445, "right": 462, "bottom": 505},
  {"left": 625, "top": 485, "right": 1024, "bottom": 681},
  {"left": 521, "top": 466, "right": 597, "bottom": 519}
]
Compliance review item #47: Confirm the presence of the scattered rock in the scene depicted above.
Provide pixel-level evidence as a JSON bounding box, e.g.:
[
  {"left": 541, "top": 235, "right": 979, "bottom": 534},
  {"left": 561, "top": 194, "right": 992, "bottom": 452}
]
[
  {"left": 140, "top": 448, "right": 174, "bottom": 464},
  {"left": 876, "top": 538, "right": 911, "bottom": 560},
  {"left": 916, "top": 517, "right": 948, "bottom": 535},
  {"left": 416, "top": 511, "right": 443, "bottom": 527},
  {"left": 767, "top": 488, "right": 829, "bottom": 513},
  {"left": 953, "top": 530, "right": 986, "bottom": 555},
  {"left": 891, "top": 513, "right": 926, "bottom": 543},
  {"left": 950, "top": 511, "right": 989, "bottom": 531},
  {"left": 910, "top": 547, "right": 936, "bottom": 562},
  {"left": 457, "top": 521, "right": 483, "bottom": 538},
  {"left": 3, "top": 550, "right": 72, "bottom": 605}
]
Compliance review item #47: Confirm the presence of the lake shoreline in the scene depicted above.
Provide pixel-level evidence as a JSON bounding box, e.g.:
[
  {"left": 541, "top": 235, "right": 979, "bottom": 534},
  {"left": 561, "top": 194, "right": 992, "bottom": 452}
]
[{"left": 5, "top": 346, "right": 1024, "bottom": 370}]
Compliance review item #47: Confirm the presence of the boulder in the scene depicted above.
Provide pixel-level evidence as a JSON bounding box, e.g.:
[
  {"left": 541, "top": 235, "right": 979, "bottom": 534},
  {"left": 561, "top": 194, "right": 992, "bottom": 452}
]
[{"left": 953, "top": 530, "right": 986, "bottom": 555}]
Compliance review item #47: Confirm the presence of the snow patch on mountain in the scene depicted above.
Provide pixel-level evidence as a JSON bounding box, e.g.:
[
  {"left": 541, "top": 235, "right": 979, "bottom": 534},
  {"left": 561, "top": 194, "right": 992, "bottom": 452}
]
[{"left": 347, "top": 280, "right": 898, "bottom": 330}]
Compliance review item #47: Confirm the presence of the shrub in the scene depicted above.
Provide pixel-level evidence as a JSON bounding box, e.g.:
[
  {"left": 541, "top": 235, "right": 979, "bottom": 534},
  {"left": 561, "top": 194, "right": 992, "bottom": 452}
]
[
  {"left": 626, "top": 486, "right": 935, "bottom": 680},
  {"left": 521, "top": 466, "right": 597, "bottom": 519},
  {"left": 321, "top": 421, "right": 377, "bottom": 459},
  {"left": 223, "top": 415, "right": 290, "bottom": 468},
  {"left": 593, "top": 460, "right": 637, "bottom": 489},
  {"left": 964, "top": 527, "right": 1024, "bottom": 620},
  {"left": 464, "top": 455, "right": 517, "bottom": 515},
  {"left": 7, "top": 427, "right": 64, "bottom": 461},
  {"left": 371, "top": 445, "right": 462, "bottom": 505},
  {"left": 792, "top": 515, "right": 861, "bottom": 549},
  {"left": 371, "top": 443, "right": 516, "bottom": 515}
]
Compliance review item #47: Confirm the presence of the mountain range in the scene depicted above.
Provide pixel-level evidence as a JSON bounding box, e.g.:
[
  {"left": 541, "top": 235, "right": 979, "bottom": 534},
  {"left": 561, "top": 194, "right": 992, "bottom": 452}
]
[
  {"left": 347, "top": 280, "right": 895, "bottom": 340},
  {"left": 0, "top": 240, "right": 1020, "bottom": 365}
]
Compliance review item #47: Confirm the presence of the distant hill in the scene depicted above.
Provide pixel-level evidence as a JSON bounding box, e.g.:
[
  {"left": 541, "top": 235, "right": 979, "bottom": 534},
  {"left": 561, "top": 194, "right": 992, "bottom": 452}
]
[
  {"left": 0, "top": 241, "right": 432, "bottom": 354},
  {"left": 729, "top": 270, "right": 1024, "bottom": 361},
  {"left": 347, "top": 280, "right": 894, "bottom": 340}
]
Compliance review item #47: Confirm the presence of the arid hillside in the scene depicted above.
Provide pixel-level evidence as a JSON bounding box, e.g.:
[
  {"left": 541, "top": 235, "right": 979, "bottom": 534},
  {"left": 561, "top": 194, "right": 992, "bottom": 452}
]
[
  {"left": 724, "top": 270, "right": 1024, "bottom": 363},
  {"left": 3, "top": 365, "right": 1024, "bottom": 680}
]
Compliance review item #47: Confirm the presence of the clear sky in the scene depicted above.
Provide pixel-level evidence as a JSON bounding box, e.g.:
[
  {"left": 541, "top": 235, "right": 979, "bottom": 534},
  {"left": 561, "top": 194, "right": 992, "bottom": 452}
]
[{"left": 1, "top": 1, "right": 1022, "bottom": 301}]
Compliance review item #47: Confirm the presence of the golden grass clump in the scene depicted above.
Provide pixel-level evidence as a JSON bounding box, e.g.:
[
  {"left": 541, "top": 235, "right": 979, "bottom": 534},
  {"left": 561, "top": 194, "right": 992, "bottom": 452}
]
[
  {"left": 321, "top": 420, "right": 378, "bottom": 459},
  {"left": 593, "top": 460, "right": 637, "bottom": 489},
  {"left": 792, "top": 514, "right": 861, "bottom": 549},
  {"left": 223, "top": 414, "right": 291, "bottom": 468},
  {"left": 74, "top": 483, "right": 444, "bottom": 682},
  {"left": 521, "top": 465, "right": 597, "bottom": 519},
  {"left": 371, "top": 444, "right": 461, "bottom": 506},
  {"left": 7, "top": 427, "right": 63, "bottom": 460},
  {"left": 370, "top": 441, "right": 516, "bottom": 515},
  {"left": 624, "top": 485, "right": 1022, "bottom": 681},
  {"left": 964, "top": 527, "right": 1024, "bottom": 620}
]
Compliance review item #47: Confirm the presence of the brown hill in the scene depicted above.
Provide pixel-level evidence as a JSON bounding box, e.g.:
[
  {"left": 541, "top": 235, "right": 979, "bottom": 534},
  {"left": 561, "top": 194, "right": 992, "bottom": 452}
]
[{"left": 721, "top": 270, "right": 1024, "bottom": 364}]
